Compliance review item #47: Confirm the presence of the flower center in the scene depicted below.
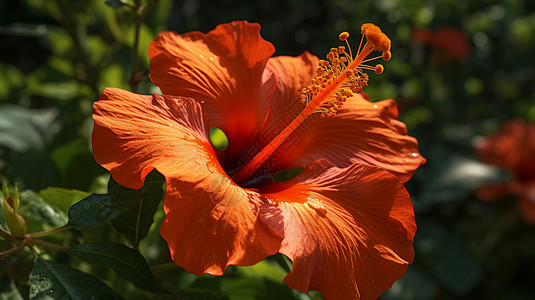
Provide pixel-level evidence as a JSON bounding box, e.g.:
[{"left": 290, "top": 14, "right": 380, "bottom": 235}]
[{"left": 232, "top": 23, "right": 391, "bottom": 186}]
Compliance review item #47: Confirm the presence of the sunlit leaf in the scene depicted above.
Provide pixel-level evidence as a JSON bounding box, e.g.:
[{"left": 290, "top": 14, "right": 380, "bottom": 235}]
[
  {"left": 66, "top": 242, "right": 167, "bottom": 293},
  {"left": 236, "top": 259, "right": 287, "bottom": 283},
  {"left": 225, "top": 260, "right": 296, "bottom": 300},
  {"left": 29, "top": 257, "right": 120, "bottom": 300},
  {"left": 0, "top": 203, "right": 7, "bottom": 231},
  {"left": 220, "top": 276, "right": 297, "bottom": 300},
  {"left": 40, "top": 187, "right": 89, "bottom": 214},
  {"left": 0, "top": 62, "right": 24, "bottom": 101},
  {"left": 19, "top": 190, "right": 67, "bottom": 229}
]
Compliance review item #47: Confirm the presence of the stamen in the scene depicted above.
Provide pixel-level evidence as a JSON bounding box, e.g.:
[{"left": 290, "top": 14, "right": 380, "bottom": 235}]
[
  {"left": 232, "top": 24, "right": 392, "bottom": 185},
  {"left": 299, "top": 23, "right": 391, "bottom": 118},
  {"left": 375, "top": 64, "right": 384, "bottom": 74},
  {"left": 338, "top": 32, "right": 349, "bottom": 41}
]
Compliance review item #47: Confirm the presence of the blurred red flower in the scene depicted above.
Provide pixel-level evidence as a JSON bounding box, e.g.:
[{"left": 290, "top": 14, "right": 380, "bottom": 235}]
[
  {"left": 92, "top": 21, "right": 425, "bottom": 299},
  {"left": 412, "top": 27, "right": 471, "bottom": 64},
  {"left": 476, "top": 120, "right": 535, "bottom": 224}
]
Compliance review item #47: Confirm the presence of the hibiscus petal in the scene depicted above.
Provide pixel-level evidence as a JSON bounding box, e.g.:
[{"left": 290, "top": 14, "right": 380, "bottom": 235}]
[
  {"left": 263, "top": 52, "right": 319, "bottom": 127},
  {"left": 92, "top": 88, "right": 282, "bottom": 275},
  {"left": 476, "top": 120, "right": 535, "bottom": 181},
  {"left": 163, "top": 173, "right": 282, "bottom": 275},
  {"left": 261, "top": 159, "right": 416, "bottom": 299},
  {"left": 92, "top": 88, "right": 208, "bottom": 189},
  {"left": 277, "top": 94, "right": 426, "bottom": 183},
  {"left": 148, "top": 21, "right": 276, "bottom": 159}
]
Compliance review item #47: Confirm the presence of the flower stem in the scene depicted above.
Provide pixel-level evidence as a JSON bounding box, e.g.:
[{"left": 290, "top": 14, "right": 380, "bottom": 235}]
[
  {"left": 26, "top": 238, "right": 67, "bottom": 251},
  {"left": 0, "top": 242, "right": 25, "bottom": 258},
  {"left": 29, "top": 226, "right": 69, "bottom": 238},
  {"left": 128, "top": 0, "right": 160, "bottom": 92},
  {"left": 150, "top": 262, "right": 178, "bottom": 273}
]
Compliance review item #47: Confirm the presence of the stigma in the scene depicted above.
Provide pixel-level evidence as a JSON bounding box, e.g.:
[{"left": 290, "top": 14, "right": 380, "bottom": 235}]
[{"left": 300, "top": 23, "right": 391, "bottom": 118}]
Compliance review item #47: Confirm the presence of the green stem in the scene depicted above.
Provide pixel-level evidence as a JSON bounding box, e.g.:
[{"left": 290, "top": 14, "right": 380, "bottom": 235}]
[
  {"left": 128, "top": 0, "right": 160, "bottom": 92},
  {"left": 150, "top": 262, "right": 178, "bottom": 273}
]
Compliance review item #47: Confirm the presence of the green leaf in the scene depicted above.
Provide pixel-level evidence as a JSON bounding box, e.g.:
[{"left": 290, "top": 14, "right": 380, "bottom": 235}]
[
  {"left": 66, "top": 242, "right": 167, "bottom": 293},
  {"left": 40, "top": 187, "right": 89, "bottom": 214},
  {"left": 29, "top": 257, "right": 120, "bottom": 300},
  {"left": 226, "top": 260, "right": 296, "bottom": 300},
  {"left": 220, "top": 276, "right": 296, "bottom": 300},
  {"left": 67, "top": 171, "right": 164, "bottom": 238},
  {"left": 0, "top": 198, "right": 7, "bottom": 231},
  {"left": 0, "top": 105, "right": 57, "bottom": 153},
  {"left": 66, "top": 192, "right": 127, "bottom": 230},
  {"left": 19, "top": 190, "right": 67, "bottom": 229},
  {"left": 0, "top": 62, "right": 24, "bottom": 101},
  {"left": 236, "top": 259, "right": 288, "bottom": 283},
  {"left": 50, "top": 139, "right": 104, "bottom": 190},
  {"left": 110, "top": 171, "right": 165, "bottom": 245}
]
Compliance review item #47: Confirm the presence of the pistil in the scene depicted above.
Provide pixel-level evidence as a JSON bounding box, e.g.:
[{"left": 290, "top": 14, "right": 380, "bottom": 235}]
[{"left": 232, "top": 23, "right": 391, "bottom": 185}]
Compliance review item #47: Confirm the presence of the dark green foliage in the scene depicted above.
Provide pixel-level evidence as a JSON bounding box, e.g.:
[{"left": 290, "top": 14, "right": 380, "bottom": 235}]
[
  {"left": 110, "top": 171, "right": 165, "bottom": 247},
  {"left": 66, "top": 242, "right": 167, "bottom": 293},
  {"left": 66, "top": 170, "right": 165, "bottom": 248},
  {"left": 29, "top": 257, "right": 121, "bottom": 300}
]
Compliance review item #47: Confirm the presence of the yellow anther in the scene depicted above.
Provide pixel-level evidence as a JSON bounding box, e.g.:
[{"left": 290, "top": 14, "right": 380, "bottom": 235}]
[
  {"left": 339, "top": 32, "right": 349, "bottom": 41},
  {"left": 375, "top": 64, "right": 384, "bottom": 74}
]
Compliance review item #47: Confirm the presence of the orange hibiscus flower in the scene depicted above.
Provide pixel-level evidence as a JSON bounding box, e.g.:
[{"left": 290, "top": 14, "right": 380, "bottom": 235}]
[
  {"left": 476, "top": 120, "right": 535, "bottom": 224},
  {"left": 92, "top": 21, "right": 425, "bottom": 299}
]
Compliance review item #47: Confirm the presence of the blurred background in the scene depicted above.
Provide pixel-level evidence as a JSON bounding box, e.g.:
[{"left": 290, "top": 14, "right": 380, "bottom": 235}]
[{"left": 1, "top": 0, "right": 535, "bottom": 299}]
